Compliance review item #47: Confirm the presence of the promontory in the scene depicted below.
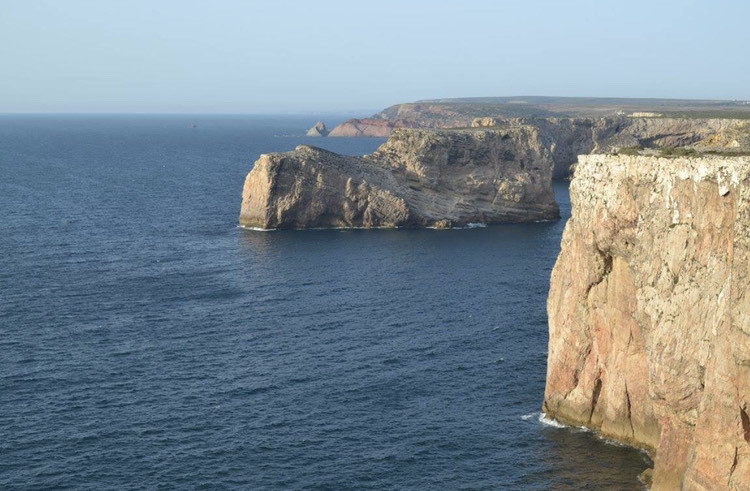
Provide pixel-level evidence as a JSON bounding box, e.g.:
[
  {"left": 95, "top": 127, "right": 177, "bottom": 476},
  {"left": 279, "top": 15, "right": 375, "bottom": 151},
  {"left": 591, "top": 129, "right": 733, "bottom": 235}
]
[
  {"left": 325, "top": 96, "right": 750, "bottom": 178},
  {"left": 239, "top": 127, "right": 559, "bottom": 229}
]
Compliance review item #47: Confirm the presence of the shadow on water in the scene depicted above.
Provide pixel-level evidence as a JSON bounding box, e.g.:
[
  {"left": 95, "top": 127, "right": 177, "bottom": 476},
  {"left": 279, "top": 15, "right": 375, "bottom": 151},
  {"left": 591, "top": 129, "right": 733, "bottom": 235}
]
[{"left": 525, "top": 423, "right": 651, "bottom": 490}]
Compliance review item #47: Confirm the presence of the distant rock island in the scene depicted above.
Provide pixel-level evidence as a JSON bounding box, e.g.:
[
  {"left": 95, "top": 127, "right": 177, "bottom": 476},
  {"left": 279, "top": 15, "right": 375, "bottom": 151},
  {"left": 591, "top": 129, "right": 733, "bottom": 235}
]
[
  {"left": 306, "top": 121, "right": 329, "bottom": 137},
  {"left": 240, "top": 127, "right": 559, "bottom": 229},
  {"left": 545, "top": 153, "right": 750, "bottom": 489}
]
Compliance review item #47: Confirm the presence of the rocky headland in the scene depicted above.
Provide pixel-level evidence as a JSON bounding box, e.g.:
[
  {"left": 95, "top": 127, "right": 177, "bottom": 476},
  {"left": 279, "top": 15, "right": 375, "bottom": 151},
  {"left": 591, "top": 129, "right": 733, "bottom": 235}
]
[
  {"left": 328, "top": 97, "right": 750, "bottom": 138},
  {"left": 239, "top": 127, "right": 559, "bottom": 229},
  {"left": 544, "top": 153, "right": 750, "bottom": 489},
  {"left": 331, "top": 114, "right": 750, "bottom": 179},
  {"left": 324, "top": 98, "right": 750, "bottom": 179}
]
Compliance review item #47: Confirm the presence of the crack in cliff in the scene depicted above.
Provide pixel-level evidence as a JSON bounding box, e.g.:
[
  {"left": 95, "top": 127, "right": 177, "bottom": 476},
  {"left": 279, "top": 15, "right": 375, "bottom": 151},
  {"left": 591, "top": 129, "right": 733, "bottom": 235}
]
[
  {"left": 729, "top": 446, "right": 739, "bottom": 486},
  {"left": 585, "top": 248, "right": 613, "bottom": 297},
  {"left": 741, "top": 405, "right": 750, "bottom": 444},
  {"left": 625, "top": 381, "right": 635, "bottom": 439},
  {"left": 590, "top": 377, "right": 603, "bottom": 422}
]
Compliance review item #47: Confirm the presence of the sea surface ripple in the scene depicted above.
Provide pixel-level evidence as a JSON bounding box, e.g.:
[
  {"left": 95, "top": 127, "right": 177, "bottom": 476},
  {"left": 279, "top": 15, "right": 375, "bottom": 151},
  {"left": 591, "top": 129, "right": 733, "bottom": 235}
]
[{"left": 0, "top": 115, "right": 649, "bottom": 489}]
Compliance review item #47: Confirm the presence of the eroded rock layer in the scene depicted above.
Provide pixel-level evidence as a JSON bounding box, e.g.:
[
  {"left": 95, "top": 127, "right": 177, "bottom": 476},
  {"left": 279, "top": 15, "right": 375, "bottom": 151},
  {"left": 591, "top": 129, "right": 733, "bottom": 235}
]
[
  {"left": 544, "top": 154, "right": 750, "bottom": 489},
  {"left": 239, "top": 127, "right": 559, "bottom": 229}
]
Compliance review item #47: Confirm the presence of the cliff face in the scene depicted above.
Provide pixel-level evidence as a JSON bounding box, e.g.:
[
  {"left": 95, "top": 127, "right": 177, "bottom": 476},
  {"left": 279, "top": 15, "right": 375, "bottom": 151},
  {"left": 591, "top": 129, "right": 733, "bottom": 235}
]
[
  {"left": 329, "top": 108, "right": 750, "bottom": 179},
  {"left": 544, "top": 154, "right": 750, "bottom": 489},
  {"left": 327, "top": 119, "right": 399, "bottom": 137},
  {"left": 327, "top": 103, "right": 494, "bottom": 136},
  {"left": 239, "top": 127, "right": 559, "bottom": 229},
  {"left": 481, "top": 117, "right": 750, "bottom": 179}
]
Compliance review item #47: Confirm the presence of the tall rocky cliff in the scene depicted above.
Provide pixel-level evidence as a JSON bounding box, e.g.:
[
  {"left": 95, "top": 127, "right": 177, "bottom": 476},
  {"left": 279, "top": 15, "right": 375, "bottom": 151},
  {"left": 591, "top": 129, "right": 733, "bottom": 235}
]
[
  {"left": 544, "top": 154, "right": 750, "bottom": 489},
  {"left": 239, "top": 127, "right": 559, "bottom": 229}
]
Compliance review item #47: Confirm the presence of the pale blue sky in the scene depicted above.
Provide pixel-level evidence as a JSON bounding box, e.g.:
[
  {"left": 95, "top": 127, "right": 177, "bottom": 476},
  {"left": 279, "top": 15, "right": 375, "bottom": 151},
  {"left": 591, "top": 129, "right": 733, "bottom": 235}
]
[{"left": 2, "top": 0, "right": 749, "bottom": 113}]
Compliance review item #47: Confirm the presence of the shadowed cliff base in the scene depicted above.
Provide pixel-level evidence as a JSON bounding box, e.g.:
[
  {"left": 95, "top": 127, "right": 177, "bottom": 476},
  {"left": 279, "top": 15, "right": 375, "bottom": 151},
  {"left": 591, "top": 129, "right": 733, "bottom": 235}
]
[
  {"left": 240, "top": 127, "right": 559, "bottom": 230},
  {"left": 545, "top": 154, "right": 750, "bottom": 489}
]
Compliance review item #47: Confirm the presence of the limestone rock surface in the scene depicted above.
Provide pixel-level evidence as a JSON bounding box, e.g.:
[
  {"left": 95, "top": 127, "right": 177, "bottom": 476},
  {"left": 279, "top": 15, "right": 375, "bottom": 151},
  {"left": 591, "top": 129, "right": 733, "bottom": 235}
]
[
  {"left": 544, "top": 154, "right": 750, "bottom": 489},
  {"left": 239, "top": 127, "right": 559, "bottom": 229}
]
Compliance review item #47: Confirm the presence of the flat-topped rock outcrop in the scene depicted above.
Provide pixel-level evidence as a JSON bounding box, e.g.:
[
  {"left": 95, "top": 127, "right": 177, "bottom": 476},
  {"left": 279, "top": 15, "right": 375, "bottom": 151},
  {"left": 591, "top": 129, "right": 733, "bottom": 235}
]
[
  {"left": 239, "top": 127, "right": 559, "bottom": 229},
  {"left": 544, "top": 154, "right": 750, "bottom": 489}
]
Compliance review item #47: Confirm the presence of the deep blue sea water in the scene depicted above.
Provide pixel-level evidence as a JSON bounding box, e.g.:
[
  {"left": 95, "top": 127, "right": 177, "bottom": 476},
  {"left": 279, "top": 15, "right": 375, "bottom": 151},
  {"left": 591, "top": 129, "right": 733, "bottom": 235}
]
[{"left": 1, "top": 115, "right": 649, "bottom": 489}]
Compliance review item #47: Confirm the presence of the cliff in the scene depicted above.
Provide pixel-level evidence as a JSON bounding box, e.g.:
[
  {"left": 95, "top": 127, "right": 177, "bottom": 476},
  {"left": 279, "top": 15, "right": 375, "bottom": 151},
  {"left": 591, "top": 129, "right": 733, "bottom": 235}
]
[
  {"left": 239, "top": 127, "right": 559, "bottom": 229},
  {"left": 330, "top": 110, "right": 750, "bottom": 178},
  {"left": 327, "top": 119, "right": 399, "bottom": 137},
  {"left": 544, "top": 154, "right": 750, "bottom": 489},
  {"left": 533, "top": 117, "right": 750, "bottom": 179}
]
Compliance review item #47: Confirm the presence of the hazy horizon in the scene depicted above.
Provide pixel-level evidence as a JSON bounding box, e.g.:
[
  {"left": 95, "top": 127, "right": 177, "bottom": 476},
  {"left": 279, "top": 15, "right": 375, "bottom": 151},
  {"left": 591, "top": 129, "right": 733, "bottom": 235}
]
[{"left": 3, "top": 0, "right": 749, "bottom": 114}]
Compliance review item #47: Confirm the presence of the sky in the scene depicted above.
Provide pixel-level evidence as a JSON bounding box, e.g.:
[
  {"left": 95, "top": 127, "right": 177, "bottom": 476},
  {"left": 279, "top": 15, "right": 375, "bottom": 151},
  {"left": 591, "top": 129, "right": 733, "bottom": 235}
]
[{"left": 2, "top": 0, "right": 749, "bottom": 114}]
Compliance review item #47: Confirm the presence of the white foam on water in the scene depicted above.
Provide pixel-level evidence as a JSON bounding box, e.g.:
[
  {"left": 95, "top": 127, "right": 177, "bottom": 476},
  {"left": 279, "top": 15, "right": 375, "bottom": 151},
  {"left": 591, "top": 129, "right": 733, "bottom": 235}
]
[
  {"left": 466, "top": 222, "right": 488, "bottom": 228},
  {"left": 521, "top": 412, "right": 539, "bottom": 421},
  {"left": 538, "top": 413, "right": 567, "bottom": 428},
  {"left": 238, "top": 225, "right": 276, "bottom": 232},
  {"left": 597, "top": 435, "right": 630, "bottom": 448}
]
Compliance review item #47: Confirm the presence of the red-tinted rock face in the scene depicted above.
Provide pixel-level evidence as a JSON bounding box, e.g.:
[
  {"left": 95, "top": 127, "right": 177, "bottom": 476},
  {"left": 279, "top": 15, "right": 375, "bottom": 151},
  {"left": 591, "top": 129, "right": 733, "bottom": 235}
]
[
  {"left": 545, "top": 154, "right": 750, "bottom": 489},
  {"left": 327, "top": 119, "right": 399, "bottom": 137}
]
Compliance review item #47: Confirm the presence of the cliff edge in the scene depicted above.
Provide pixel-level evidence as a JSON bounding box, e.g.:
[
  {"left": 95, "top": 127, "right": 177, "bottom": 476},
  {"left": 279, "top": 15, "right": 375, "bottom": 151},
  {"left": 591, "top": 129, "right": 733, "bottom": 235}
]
[
  {"left": 544, "top": 154, "right": 750, "bottom": 489},
  {"left": 239, "top": 127, "right": 559, "bottom": 229}
]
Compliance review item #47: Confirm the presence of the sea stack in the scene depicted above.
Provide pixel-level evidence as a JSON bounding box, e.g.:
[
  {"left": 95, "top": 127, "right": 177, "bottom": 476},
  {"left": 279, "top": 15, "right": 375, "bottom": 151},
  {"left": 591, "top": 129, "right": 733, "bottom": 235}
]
[
  {"left": 239, "top": 127, "right": 560, "bottom": 229},
  {"left": 306, "top": 121, "right": 329, "bottom": 137},
  {"left": 544, "top": 154, "right": 750, "bottom": 489}
]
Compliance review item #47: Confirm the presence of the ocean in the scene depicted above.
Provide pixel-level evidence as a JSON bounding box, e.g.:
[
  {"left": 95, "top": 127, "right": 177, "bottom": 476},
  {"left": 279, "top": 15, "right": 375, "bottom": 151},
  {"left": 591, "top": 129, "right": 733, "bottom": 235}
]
[{"left": 1, "top": 115, "right": 649, "bottom": 489}]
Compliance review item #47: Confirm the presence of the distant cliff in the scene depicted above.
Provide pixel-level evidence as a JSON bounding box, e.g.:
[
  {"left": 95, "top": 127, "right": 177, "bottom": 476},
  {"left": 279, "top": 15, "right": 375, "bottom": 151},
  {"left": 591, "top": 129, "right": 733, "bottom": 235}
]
[
  {"left": 330, "top": 113, "right": 750, "bottom": 179},
  {"left": 239, "top": 127, "right": 559, "bottom": 229},
  {"left": 532, "top": 117, "right": 750, "bottom": 178},
  {"left": 544, "top": 154, "right": 750, "bottom": 489},
  {"left": 326, "top": 100, "right": 750, "bottom": 179}
]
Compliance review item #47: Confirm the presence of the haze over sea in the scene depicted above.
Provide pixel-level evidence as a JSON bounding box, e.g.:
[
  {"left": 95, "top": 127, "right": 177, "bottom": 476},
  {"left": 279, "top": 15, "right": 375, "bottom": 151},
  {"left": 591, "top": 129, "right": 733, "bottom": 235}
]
[{"left": 1, "top": 115, "right": 649, "bottom": 489}]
